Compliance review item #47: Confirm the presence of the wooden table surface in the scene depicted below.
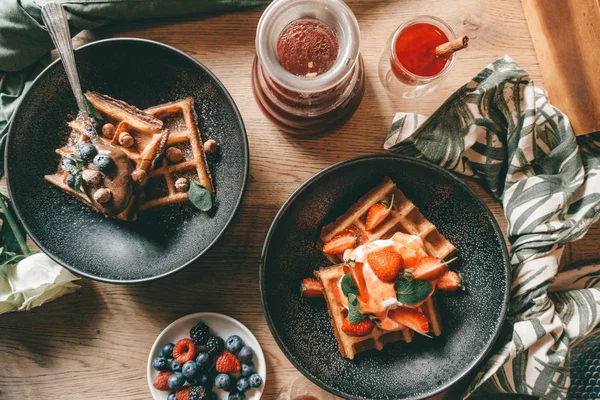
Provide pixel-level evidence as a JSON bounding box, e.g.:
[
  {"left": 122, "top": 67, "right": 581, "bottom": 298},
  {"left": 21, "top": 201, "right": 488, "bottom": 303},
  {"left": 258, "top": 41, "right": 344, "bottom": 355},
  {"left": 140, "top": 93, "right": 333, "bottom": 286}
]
[{"left": 1, "top": 1, "right": 599, "bottom": 399}]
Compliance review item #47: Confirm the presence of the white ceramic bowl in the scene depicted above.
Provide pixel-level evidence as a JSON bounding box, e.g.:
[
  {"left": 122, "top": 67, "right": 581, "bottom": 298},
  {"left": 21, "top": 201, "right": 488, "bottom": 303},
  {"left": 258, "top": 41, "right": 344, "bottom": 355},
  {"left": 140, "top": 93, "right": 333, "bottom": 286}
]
[{"left": 147, "top": 312, "right": 266, "bottom": 399}]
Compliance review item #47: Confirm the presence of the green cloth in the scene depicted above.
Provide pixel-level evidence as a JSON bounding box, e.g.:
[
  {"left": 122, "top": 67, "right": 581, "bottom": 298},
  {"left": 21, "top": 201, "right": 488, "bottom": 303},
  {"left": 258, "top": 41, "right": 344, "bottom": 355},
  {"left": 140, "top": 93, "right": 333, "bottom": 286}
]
[
  {"left": 386, "top": 56, "right": 600, "bottom": 399},
  {"left": 0, "top": 0, "right": 268, "bottom": 175}
]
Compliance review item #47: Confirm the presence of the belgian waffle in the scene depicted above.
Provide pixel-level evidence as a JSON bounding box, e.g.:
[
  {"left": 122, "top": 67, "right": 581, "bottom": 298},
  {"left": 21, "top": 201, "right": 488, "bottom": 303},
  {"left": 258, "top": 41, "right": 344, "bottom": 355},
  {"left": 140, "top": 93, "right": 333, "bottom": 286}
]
[
  {"left": 44, "top": 93, "right": 167, "bottom": 221},
  {"left": 315, "top": 177, "right": 456, "bottom": 359},
  {"left": 139, "top": 98, "right": 213, "bottom": 211}
]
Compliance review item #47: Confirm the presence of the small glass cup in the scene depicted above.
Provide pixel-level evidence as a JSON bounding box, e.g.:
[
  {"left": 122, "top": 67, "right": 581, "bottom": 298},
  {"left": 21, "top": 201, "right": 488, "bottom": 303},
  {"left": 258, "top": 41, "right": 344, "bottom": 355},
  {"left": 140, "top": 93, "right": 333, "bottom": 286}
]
[
  {"left": 276, "top": 376, "right": 338, "bottom": 400},
  {"left": 378, "top": 15, "right": 456, "bottom": 99},
  {"left": 252, "top": 0, "right": 365, "bottom": 135}
]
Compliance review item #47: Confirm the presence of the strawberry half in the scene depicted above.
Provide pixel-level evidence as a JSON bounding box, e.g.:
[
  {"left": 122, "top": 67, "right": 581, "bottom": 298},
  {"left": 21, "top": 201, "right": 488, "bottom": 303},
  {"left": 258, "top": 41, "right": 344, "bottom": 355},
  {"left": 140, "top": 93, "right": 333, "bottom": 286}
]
[
  {"left": 412, "top": 256, "right": 447, "bottom": 281},
  {"left": 388, "top": 307, "right": 429, "bottom": 335},
  {"left": 367, "top": 248, "right": 404, "bottom": 281},
  {"left": 341, "top": 317, "right": 375, "bottom": 337},
  {"left": 365, "top": 195, "right": 394, "bottom": 231},
  {"left": 323, "top": 231, "right": 361, "bottom": 255},
  {"left": 438, "top": 271, "right": 464, "bottom": 292},
  {"left": 300, "top": 278, "right": 324, "bottom": 298}
]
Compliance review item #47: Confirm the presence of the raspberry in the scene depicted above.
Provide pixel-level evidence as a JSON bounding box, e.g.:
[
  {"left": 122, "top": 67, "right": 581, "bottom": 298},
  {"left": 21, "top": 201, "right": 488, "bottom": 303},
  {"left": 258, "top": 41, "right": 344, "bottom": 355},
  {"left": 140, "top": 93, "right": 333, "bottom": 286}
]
[
  {"left": 190, "top": 322, "right": 210, "bottom": 346},
  {"left": 173, "top": 338, "right": 196, "bottom": 364},
  {"left": 176, "top": 386, "right": 192, "bottom": 400},
  {"left": 215, "top": 350, "right": 241, "bottom": 373},
  {"left": 189, "top": 385, "right": 207, "bottom": 400},
  {"left": 153, "top": 371, "right": 172, "bottom": 391}
]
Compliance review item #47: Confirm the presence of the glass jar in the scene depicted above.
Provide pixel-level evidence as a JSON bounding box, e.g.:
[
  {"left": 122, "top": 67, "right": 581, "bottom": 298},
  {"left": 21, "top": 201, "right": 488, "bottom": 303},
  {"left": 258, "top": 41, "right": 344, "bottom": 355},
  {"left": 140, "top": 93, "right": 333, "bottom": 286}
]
[
  {"left": 252, "top": 0, "right": 365, "bottom": 135},
  {"left": 276, "top": 376, "right": 337, "bottom": 400},
  {"left": 378, "top": 16, "right": 456, "bottom": 99}
]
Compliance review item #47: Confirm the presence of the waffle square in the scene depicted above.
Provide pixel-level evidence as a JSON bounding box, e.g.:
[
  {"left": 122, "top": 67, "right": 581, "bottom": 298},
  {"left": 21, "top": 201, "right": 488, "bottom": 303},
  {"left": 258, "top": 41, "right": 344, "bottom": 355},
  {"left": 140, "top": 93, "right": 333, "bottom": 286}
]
[{"left": 315, "top": 177, "right": 456, "bottom": 359}]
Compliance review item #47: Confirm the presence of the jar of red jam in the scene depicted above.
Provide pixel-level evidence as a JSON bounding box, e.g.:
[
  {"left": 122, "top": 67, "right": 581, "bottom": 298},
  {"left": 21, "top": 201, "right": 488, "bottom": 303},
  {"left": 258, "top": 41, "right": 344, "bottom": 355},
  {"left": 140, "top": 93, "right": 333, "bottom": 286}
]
[
  {"left": 378, "top": 16, "right": 457, "bottom": 99},
  {"left": 252, "top": 0, "right": 365, "bottom": 135}
]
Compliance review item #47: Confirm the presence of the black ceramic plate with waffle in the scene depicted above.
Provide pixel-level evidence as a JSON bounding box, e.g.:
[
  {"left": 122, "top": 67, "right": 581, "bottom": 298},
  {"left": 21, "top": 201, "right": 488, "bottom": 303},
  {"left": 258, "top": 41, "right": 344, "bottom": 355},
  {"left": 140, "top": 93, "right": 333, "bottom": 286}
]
[
  {"left": 260, "top": 154, "right": 511, "bottom": 400},
  {"left": 5, "top": 39, "right": 248, "bottom": 283}
]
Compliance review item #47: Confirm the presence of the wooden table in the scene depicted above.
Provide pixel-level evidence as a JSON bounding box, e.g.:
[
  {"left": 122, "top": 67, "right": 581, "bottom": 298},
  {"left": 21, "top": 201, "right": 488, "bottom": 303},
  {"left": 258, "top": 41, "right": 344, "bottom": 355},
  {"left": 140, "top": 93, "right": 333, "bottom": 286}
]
[{"left": 1, "top": 1, "right": 598, "bottom": 399}]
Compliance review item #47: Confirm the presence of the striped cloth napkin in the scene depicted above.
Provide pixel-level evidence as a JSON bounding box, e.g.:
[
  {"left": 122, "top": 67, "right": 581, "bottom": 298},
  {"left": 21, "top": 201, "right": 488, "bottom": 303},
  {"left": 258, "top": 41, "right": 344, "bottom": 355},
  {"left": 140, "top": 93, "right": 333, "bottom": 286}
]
[{"left": 385, "top": 56, "right": 600, "bottom": 399}]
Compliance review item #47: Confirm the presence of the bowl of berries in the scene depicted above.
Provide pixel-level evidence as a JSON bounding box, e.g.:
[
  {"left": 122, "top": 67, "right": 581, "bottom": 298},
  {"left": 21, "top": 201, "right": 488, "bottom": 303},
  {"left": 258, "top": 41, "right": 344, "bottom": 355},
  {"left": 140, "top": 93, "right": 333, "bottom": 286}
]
[{"left": 148, "top": 312, "right": 266, "bottom": 400}]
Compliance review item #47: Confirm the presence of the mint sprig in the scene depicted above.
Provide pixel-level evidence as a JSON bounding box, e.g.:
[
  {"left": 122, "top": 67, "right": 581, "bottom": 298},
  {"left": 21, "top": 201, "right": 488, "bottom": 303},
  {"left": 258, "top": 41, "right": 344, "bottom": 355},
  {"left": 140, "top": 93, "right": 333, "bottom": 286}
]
[
  {"left": 187, "top": 180, "right": 213, "bottom": 212},
  {"left": 395, "top": 279, "right": 432, "bottom": 305},
  {"left": 64, "top": 155, "right": 85, "bottom": 192},
  {"left": 341, "top": 273, "right": 363, "bottom": 323}
]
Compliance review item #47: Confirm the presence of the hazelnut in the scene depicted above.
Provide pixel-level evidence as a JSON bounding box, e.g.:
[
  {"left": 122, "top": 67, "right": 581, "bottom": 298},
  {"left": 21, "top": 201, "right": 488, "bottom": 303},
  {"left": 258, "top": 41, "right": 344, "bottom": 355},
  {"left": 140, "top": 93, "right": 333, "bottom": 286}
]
[
  {"left": 175, "top": 177, "right": 189, "bottom": 192},
  {"left": 203, "top": 139, "right": 217, "bottom": 154},
  {"left": 82, "top": 169, "right": 102, "bottom": 185},
  {"left": 102, "top": 123, "right": 116, "bottom": 139},
  {"left": 93, "top": 188, "right": 112, "bottom": 204},
  {"left": 131, "top": 169, "right": 148, "bottom": 186},
  {"left": 166, "top": 147, "right": 184, "bottom": 163},
  {"left": 118, "top": 132, "right": 134, "bottom": 148}
]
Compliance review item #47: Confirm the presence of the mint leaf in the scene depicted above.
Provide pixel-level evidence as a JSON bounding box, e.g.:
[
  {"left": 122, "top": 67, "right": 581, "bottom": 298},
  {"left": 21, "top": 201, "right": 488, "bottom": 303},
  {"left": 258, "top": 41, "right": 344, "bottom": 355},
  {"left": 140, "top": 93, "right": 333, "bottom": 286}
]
[
  {"left": 396, "top": 279, "right": 432, "bottom": 305},
  {"left": 187, "top": 180, "right": 213, "bottom": 212},
  {"left": 347, "top": 293, "right": 364, "bottom": 324},
  {"left": 341, "top": 273, "right": 358, "bottom": 297},
  {"left": 85, "top": 98, "right": 105, "bottom": 124}
]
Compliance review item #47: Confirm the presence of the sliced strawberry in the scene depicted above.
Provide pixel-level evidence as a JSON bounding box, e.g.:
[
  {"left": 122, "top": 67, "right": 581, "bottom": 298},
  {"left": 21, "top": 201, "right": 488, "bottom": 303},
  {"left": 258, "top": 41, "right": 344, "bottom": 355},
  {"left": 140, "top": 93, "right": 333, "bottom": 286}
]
[
  {"left": 365, "top": 195, "right": 394, "bottom": 231},
  {"left": 388, "top": 307, "right": 429, "bottom": 334},
  {"left": 412, "top": 256, "right": 447, "bottom": 281},
  {"left": 438, "top": 271, "right": 464, "bottom": 292},
  {"left": 300, "top": 278, "right": 324, "bottom": 298},
  {"left": 349, "top": 262, "right": 369, "bottom": 302},
  {"left": 323, "top": 231, "right": 361, "bottom": 255},
  {"left": 341, "top": 317, "right": 375, "bottom": 337},
  {"left": 367, "top": 248, "right": 404, "bottom": 281}
]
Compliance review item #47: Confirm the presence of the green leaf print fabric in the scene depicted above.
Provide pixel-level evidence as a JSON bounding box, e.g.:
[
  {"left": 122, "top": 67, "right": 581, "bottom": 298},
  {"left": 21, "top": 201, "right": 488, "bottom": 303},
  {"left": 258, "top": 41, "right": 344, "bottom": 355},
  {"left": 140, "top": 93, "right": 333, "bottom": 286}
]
[{"left": 385, "top": 56, "right": 600, "bottom": 399}]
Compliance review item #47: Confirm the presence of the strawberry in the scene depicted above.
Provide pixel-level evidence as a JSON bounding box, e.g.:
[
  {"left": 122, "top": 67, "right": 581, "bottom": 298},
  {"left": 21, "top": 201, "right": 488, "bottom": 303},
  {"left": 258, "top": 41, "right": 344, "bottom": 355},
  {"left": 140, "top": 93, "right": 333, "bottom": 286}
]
[
  {"left": 438, "top": 271, "right": 464, "bottom": 292},
  {"left": 367, "top": 248, "right": 403, "bottom": 281},
  {"left": 216, "top": 350, "right": 241, "bottom": 373},
  {"left": 323, "top": 231, "right": 361, "bottom": 255},
  {"left": 341, "top": 317, "right": 375, "bottom": 337},
  {"left": 365, "top": 195, "right": 394, "bottom": 231},
  {"left": 172, "top": 338, "right": 196, "bottom": 364},
  {"left": 388, "top": 307, "right": 429, "bottom": 334},
  {"left": 153, "top": 371, "right": 172, "bottom": 391},
  {"left": 412, "top": 256, "right": 447, "bottom": 281},
  {"left": 300, "top": 278, "right": 324, "bottom": 298},
  {"left": 176, "top": 386, "right": 192, "bottom": 400}
]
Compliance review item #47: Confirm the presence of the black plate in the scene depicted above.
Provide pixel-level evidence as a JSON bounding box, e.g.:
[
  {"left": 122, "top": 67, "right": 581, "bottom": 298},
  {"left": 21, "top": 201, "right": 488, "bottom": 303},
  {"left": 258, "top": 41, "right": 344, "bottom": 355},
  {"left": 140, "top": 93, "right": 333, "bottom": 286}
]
[
  {"left": 260, "top": 154, "right": 510, "bottom": 400},
  {"left": 6, "top": 38, "right": 248, "bottom": 283}
]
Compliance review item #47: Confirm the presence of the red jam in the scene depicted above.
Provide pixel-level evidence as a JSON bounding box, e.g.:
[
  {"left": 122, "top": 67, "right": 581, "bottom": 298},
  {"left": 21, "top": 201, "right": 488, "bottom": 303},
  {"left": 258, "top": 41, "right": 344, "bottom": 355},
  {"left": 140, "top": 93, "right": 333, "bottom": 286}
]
[
  {"left": 391, "top": 22, "right": 451, "bottom": 82},
  {"left": 277, "top": 19, "right": 339, "bottom": 77}
]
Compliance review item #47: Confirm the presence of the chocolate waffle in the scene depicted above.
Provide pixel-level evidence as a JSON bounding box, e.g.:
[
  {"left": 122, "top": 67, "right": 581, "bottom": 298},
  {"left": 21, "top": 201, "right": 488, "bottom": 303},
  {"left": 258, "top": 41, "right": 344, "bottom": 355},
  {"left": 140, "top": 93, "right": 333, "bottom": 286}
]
[
  {"left": 315, "top": 177, "right": 456, "bottom": 359},
  {"left": 139, "top": 98, "right": 213, "bottom": 211},
  {"left": 45, "top": 93, "right": 168, "bottom": 221}
]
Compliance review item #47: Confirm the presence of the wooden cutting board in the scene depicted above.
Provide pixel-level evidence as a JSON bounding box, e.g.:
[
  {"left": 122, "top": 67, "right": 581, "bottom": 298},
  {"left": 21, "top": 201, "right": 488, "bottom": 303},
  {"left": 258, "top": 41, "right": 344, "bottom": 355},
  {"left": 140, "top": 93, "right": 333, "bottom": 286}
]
[{"left": 521, "top": 0, "right": 600, "bottom": 136}]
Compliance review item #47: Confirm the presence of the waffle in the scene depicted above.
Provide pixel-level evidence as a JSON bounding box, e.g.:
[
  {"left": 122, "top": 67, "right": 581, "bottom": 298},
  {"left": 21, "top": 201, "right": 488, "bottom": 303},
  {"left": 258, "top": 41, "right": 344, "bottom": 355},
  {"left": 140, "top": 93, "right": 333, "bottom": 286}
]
[
  {"left": 315, "top": 177, "right": 456, "bottom": 359},
  {"left": 44, "top": 93, "right": 168, "bottom": 221},
  {"left": 139, "top": 98, "right": 213, "bottom": 211}
]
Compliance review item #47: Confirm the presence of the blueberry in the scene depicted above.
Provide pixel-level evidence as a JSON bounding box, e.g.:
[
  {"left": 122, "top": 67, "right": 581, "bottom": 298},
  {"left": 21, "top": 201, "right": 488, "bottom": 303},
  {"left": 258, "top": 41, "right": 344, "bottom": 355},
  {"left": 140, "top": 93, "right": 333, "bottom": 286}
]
[
  {"left": 162, "top": 343, "right": 175, "bottom": 358},
  {"left": 76, "top": 142, "right": 97, "bottom": 161},
  {"left": 215, "top": 373, "right": 232, "bottom": 390},
  {"left": 152, "top": 356, "right": 169, "bottom": 371},
  {"left": 238, "top": 346, "right": 254, "bottom": 363},
  {"left": 225, "top": 335, "right": 244, "bottom": 353},
  {"left": 66, "top": 173, "right": 76, "bottom": 188},
  {"left": 229, "top": 391, "right": 245, "bottom": 400},
  {"left": 61, "top": 158, "right": 76, "bottom": 171},
  {"left": 167, "top": 372, "right": 185, "bottom": 389},
  {"left": 249, "top": 373, "right": 262, "bottom": 388},
  {"left": 240, "top": 362, "right": 254, "bottom": 377},
  {"left": 167, "top": 392, "right": 177, "bottom": 400},
  {"left": 93, "top": 153, "right": 113, "bottom": 172},
  {"left": 189, "top": 373, "right": 211, "bottom": 389},
  {"left": 182, "top": 360, "right": 197, "bottom": 379},
  {"left": 170, "top": 359, "right": 182, "bottom": 372},
  {"left": 236, "top": 377, "right": 250, "bottom": 393},
  {"left": 195, "top": 352, "right": 212, "bottom": 371},
  {"left": 206, "top": 393, "right": 218, "bottom": 400}
]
